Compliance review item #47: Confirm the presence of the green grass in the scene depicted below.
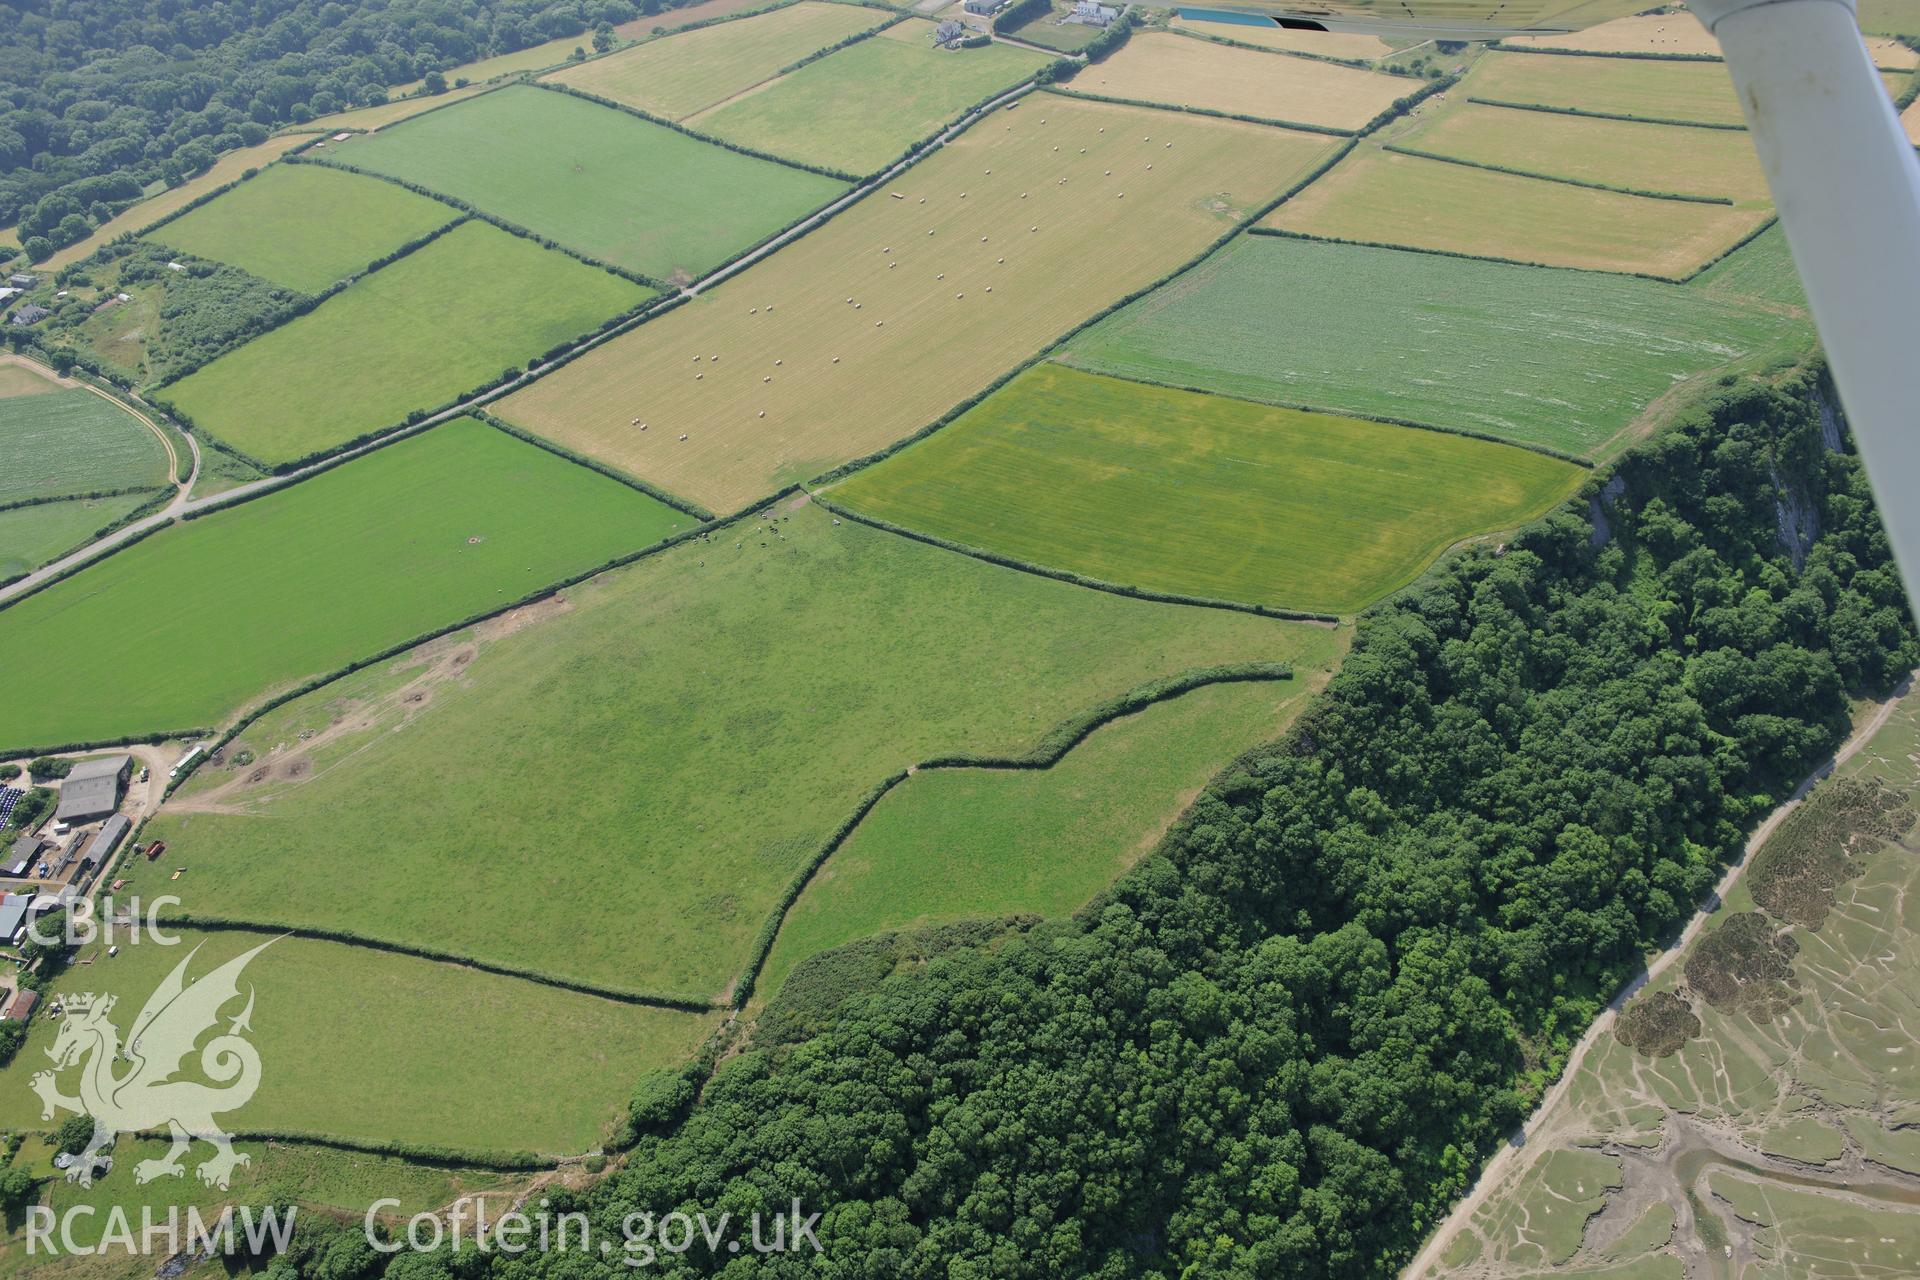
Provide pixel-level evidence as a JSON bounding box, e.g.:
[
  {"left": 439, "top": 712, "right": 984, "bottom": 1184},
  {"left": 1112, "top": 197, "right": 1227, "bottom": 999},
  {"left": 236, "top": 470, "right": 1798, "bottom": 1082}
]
[
  {"left": 1061, "top": 233, "right": 1814, "bottom": 456},
  {"left": 831, "top": 364, "right": 1584, "bottom": 612},
  {"left": 324, "top": 85, "right": 847, "bottom": 282},
  {"left": 1001, "top": 5, "right": 1106, "bottom": 51},
  {"left": 0, "top": 930, "right": 717, "bottom": 1154},
  {"left": 547, "top": 2, "right": 890, "bottom": 120},
  {"left": 161, "top": 219, "right": 650, "bottom": 463},
  {"left": 692, "top": 22, "right": 1050, "bottom": 174},
  {"left": 1693, "top": 222, "right": 1809, "bottom": 309},
  {"left": 0, "top": 491, "right": 157, "bottom": 580},
  {"left": 0, "top": 387, "right": 170, "bottom": 503},
  {"left": 0, "top": 418, "right": 685, "bottom": 749},
  {"left": 147, "top": 164, "right": 458, "bottom": 294},
  {"left": 759, "top": 674, "right": 1334, "bottom": 996},
  {"left": 130, "top": 502, "right": 1341, "bottom": 1001}
]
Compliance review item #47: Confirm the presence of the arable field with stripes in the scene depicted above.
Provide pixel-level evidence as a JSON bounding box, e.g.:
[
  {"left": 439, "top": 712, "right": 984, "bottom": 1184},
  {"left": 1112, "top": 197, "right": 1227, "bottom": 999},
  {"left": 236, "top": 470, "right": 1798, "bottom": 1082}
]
[{"left": 0, "top": 3, "right": 1910, "bottom": 1275}]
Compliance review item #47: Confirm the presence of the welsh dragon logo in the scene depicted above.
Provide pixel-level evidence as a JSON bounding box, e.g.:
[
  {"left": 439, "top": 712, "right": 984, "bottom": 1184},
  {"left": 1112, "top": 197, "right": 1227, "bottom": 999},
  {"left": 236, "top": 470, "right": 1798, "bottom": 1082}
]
[{"left": 30, "top": 940, "right": 271, "bottom": 1190}]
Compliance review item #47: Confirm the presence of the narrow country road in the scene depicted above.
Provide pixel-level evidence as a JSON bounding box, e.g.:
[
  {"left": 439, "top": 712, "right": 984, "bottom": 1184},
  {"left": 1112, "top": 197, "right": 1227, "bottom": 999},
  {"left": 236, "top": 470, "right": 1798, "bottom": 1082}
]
[{"left": 1401, "top": 672, "right": 1917, "bottom": 1280}]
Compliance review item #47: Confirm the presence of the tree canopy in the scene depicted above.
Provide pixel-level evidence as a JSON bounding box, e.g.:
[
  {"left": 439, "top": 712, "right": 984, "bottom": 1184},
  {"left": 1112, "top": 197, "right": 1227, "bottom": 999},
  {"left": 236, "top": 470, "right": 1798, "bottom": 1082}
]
[{"left": 0, "top": 0, "right": 650, "bottom": 257}]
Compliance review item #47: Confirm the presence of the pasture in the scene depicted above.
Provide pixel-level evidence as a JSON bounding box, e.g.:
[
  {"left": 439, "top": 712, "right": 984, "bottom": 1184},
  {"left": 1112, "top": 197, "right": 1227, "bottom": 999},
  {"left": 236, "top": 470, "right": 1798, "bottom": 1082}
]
[
  {"left": 0, "top": 418, "right": 683, "bottom": 749},
  {"left": 548, "top": 2, "right": 888, "bottom": 119},
  {"left": 0, "top": 930, "right": 716, "bottom": 1154},
  {"left": 1693, "top": 222, "right": 1808, "bottom": 308},
  {"left": 759, "top": 673, "right": 1336, "bottom": 997},
  {"left": 134, "top": 502, "right": 1338, "bottom": 1001},
  {"left": 161, "top": 219, "right": 649, "bottom": 463},
  {"left": 326, "top": 85, "right": 846, "bottom": 281},
  {"left": 830, "top": 364, "right": 1584, "bottom": 612},
  {"left": 1467, "top": 51, "right": 1909, "bottom": 125},
  {"left": 1167, "top": 15, "right": 1395, "bottom": 59},
  {"left": 0, "top": 492, "right": 155, "bottom": 581},
  {"left": 1860, "top": 0, "right": 1920, "bottom": 34},
  {"left": 496, "top": 96, "right": 1341, "bottom": 512},
  {"left": 1397, "top": 101, "right": 1770, "bottom": 202},
  {"left": 1071, "top": 32, "right": 1408, "bottom": 129},
  {"left": 0, "top": 380, "right": 170, "bottom": 503},
  {"left": 1061, "top": 234, "right": 1813, "bottom": 457},
  {"left": 691, "top": 21, "right": 1050, "bottom": 174},
  {"left": 41, "top": 135, "right": 316, "bottom": 272},
  {"left": 149, "top": 163, "right": 457, "bottom": 293},
  {"left": 1263, "top": 147, "right": 1774, "bottom": 277}
]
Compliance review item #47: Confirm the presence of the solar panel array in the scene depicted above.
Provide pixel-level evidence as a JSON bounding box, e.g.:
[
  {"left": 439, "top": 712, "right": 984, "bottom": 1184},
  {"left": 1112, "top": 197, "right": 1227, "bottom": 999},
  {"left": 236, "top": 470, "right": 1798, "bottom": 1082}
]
[{"left": 0, "top": 788, "right": 19, "bottom": 828}]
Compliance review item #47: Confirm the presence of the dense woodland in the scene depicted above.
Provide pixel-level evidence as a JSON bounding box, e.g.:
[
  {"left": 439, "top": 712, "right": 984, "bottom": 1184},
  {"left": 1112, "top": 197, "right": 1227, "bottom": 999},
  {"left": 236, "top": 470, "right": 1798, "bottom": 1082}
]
[
  {"left": 247, "top": 367, "right": 1915, "bottom": 1278},
  {"left": 0, "top": 0, "right": 648, "bottom": 257}
]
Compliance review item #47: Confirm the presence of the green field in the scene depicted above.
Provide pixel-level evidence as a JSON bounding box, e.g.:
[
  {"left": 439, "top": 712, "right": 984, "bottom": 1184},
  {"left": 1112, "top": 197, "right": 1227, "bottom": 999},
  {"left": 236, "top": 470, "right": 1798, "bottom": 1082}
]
[
  {"left": 760, "top": 673, "right": 1336, "bottom": 996},
  {"left": 1693, "top": 222, "right": 1809, "bottom": 309},
  {"left": 0, "top": 418, "right": 684, "bottom": 749},
  {"left": 1398, "top": 101, "right": 1770, "bottom": 202},
  {"left": 325, "top": 85, "right": 847, "bottom": 282},
  {"left": 0, "top": 491, "right": 156, "bottom": 580},
  {"left": 548, "top": 2, "right": 888, "bottom": 119},
  {"left": 692, "top": 22, "right": 1049, "bottom": 174},
  {"left": 830, "top": 364, "right": 1584, "bottom": 612},
  {"left": 1468, "top": 50, "right": 1908, "bottom": 125},
  {"left": 1061, "top": 234, "right": 1814, "bottom": 456},
  {"left": 0, "top": 931, "right": 716, "bottom": 1154},
  {"left": 161, "top": 220, "right": 650, "bottom": 463},
  {"left": 148, "top": 164, "right": 458, "bottom": 294},
  {"left": 496, "top": 97, "right": 1340, "bottom": 512},
  {"left": 0, "top": 381, "right": 170, "bottom": 503},
  {"left": 1001, "top": 4, "right": 1107, "bottom": 51},
  {"left": 129, "top": 503, "right": 1341, "bottom": 1001},
  {"left": 1265, "top": 147, "right": 1772, "bottom": 278}
]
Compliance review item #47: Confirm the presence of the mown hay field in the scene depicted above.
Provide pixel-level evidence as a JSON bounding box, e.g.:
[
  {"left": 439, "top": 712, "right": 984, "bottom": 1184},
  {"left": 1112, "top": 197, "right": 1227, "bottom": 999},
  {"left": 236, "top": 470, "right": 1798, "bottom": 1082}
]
[
  {"left": 0, "top": 492, "right": 156, "bottom": 581},
  {"left": 1905, "top": 96, "right": 1920, "bottom": 144},
  {"left": 1505, "top": 11, "right": 1919, "bottom": 66},
  {"left": 149, "top": 163, "right": 458, "bottom": 294},
  {"left": 759, "top": 673, "right": 1336, "bottom": 997},
  {"left": 295, "top": 83, "right": 492, "bottom": 134},
  {"left": 0, "top": 375, "right": 169, "bottom": 503},
  {"left": 1468, "top": 51, "right": 1908, "bottom": 125},
  {"left": 133, "top": 503, "right": 1341, "bottom": 1001},
  {"left": 0, "top": 418, "right": 683, "bottom": 750},
  {"left": 1165, "top": 17, "right": 1394, "bottom": 60},
  {"left": 691, "top": 21, "right": 1050, "bottom": 174},
  {"left": 326, "top": 86, "right": 847, "bottom": 281},
  {"left": 1061, "top": 234, "right": 1812, "bottom": 457},
  {"left": 162, "top": 219, "right": 650, "bottom": 463},
  {"left": 1398, "top": 101, "right": 1770, "bottom": 202},
  {"left": 548, "top": 2, "right": 888, "bottom": 119},
  {"left": 41, "top": 135, "right": 316, "bottom": 272},
  {"left": 1071, "top": 32, "right": 1408, "bottom": 129},
  {"left": 1263, "top": 147, "right": 1773, "bottom": 277},
  {"left": 497, "top": 96, "right": 1340, "bottom": 512},
  {"left": 831, "top": 364, "right": 1585, "bottom": 612},
  {"left": 0, "top": 931, "right": 716, "bottom": 1154}
]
